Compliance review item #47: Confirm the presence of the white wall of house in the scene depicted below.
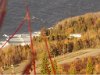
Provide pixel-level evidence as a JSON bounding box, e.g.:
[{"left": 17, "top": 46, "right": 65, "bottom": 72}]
[{"left": 69, "top": 34, "right": 81, "bottom": 38}]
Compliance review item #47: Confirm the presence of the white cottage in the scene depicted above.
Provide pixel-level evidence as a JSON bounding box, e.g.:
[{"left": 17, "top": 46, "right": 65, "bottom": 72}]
[{"left": 69, "top": 34, "right": 81, "bottom": 38}]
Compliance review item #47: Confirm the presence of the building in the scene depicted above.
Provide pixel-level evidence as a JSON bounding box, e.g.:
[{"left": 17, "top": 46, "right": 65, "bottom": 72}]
[{"left": 69, "top": 34, "right": 81, "bottom": 38}]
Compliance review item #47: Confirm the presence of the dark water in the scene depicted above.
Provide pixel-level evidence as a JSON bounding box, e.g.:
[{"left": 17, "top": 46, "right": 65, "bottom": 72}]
[{"left": 1, "top": 0, "right": 100, "bottom": 35}]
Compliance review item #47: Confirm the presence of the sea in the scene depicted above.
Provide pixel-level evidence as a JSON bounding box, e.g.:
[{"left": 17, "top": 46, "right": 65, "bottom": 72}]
[{"left": 0, "top": 0, "right": 100, "bottom": 40}]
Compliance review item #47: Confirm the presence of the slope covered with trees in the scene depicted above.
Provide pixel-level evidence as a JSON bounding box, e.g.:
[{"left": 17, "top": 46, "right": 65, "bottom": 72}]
[
  {"left": 35, "top": 12, "right": 100, "bottom": 57},
  {"left": 0, "top": 12, "right": 100, "bottom": 74}
]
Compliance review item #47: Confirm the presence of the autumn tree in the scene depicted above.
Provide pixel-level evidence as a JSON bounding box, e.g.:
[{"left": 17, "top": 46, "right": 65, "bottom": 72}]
[
  {"left": 86, "top": 57, "right": 94, "bottom": 74},
  {"left": 41, "top": 52, "right": 51, "bottom": 74},
  {"left": 68, "top": 63, "right": 77, "bottom": 74}
]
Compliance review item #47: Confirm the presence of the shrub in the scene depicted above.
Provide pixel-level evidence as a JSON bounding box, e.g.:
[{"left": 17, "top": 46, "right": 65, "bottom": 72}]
[
  {"left": 66, "top": 42, "right": 74, "bottom": 52},
  {"left": 74, "top": 39, "right": 83, "bottom": 51},
  {"left": 62, "top": 63, "right": 70, "bottom": 73},
  {"left": 50, "top": 44, "right": 60, "bottom": 57}
]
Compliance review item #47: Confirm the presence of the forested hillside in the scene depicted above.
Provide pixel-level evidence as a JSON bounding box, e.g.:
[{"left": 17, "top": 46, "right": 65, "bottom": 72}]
[
  {"left": 0, "top": 12, "right": 100, "bottom": 74},
  {"left": 35, "top": 12, "right": 100, "bottom": 57}
]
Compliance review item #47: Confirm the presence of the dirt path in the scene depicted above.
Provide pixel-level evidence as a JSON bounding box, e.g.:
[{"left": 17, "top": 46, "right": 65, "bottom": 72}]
[
  {"left": 4, "top": 48, "right": 100, "bottom": 74},
  {"left": 55, "top": 48, "right": 100, "bottom": 64}
]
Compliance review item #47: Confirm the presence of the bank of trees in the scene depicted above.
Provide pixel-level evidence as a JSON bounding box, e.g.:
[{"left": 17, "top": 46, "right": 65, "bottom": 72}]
[
  {"left": 0, "top": 12, "right": 100, "bottom": 74},
  {"left": 62, "top": 55, "right": 100, "bottom": 74},
  {"left": 0, "top": 45, "right": 31, "bottom": 69},
  {"left": 35, "top": 13, "right": 100, "bottom": 57}
]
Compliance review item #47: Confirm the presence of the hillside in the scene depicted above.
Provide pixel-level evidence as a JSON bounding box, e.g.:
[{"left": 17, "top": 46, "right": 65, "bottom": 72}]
[
  {"left": 4, "top": 48, "right": 100, "bottom": 74},
  {"left": 35, "top": 12, "right": 100, "bottom": 58},
  {"left": 0, "top": 12, "right": 100, "bottom": 74}
]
